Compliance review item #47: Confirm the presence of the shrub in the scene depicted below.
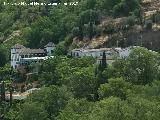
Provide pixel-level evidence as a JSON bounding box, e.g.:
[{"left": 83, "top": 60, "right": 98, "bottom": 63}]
[
  {"left": 95, "top": 26, "right": 102, "bottom": 36},
  {"left": 125, "top": 16, "right": 136, "bottom": 27},
  {"left": 84, "top": 23, "right": 97, "bottom": 39},
  {"left": 103, "top": 22, "right": 116, "bottom": 34},
  {"left": 133, "top": 8, "right": 144, "bottom": 24},
  {"left": 113, "top": 2, "right": 124, "bottom": 16},
  {"left": 151, "top": 11, "right": 160, "bottom": 23},
  {"left": 145, "top": 20, "right": 152, "bottom": 31},
  {"left": 72, "top": 27, "right": 80, "bottom": 37}
]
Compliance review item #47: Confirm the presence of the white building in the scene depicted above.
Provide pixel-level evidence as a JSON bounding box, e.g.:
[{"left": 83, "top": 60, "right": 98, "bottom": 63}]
[
  {"left": 11, "top": 42, "right": 55, "bottom": 69},
  {"left": 70, "top": 48, "right": 119, "bottom": 58},
  {"left": 70, "top": 47, "right": 138, "bottom": 58},
  {"left": 114, "top": 46, "right": 139, "bottom": 58},
  {"left": 44, "top": 42, "right": 55, "bottom": 56},
  {"left": 71, "top": 46, "right": 140, "bottom": 65}
]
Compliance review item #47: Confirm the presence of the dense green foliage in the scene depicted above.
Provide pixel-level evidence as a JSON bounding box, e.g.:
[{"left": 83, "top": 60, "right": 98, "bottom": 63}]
[
  {"left": 0, "top": 46, "right": 8, "bottom": 67},
  {"left": 1, "top": 47, "right": 160, "bottom": 120},
  {"left": 0, "top": 0, "right": 143, "bottom": 66},
  {"left": 1, "top": 0, "right": 160, "bottom": 120}
]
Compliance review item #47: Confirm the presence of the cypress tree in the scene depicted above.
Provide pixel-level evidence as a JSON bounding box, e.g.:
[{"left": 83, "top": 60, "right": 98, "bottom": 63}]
[
  {"left": 96, "top": 51, "right": 108, "bottom": 85},
  {"left": 0, "top": 81, "right": 5, "bottom": 102},
  {"left": 9, "top": 85, "right": 13, "bottom": 106},
  {"left": 98, "top": 51, "right": 107, "bottom": 71},
  {"left": 102, "top": 51, "right": 107, "bottom": 70},
  {"left": 88, "top": 22, "right": 94, "bottom": 40}
]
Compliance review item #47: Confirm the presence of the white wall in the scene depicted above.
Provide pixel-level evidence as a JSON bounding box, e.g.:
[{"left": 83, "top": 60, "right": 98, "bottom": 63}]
[
  {"left": 45, "top": 46, "right": 55, "bottom": 56},
  {"left": 11, "top": 48, "right": 21, "bottom": 69},
  {"left": 118, "top": 48, "right": 132, "bottom": 58},
  {"left": 71, "top": 50, "right": 114, "bottom": 58}
]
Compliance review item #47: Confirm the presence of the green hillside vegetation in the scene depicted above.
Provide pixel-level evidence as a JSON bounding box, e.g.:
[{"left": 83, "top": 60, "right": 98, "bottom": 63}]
[
  {"left": 0, "top": 0, "right": 144, "bottom": 65},
  {"left": 0, "top": 47, "right": 160, "bottom": 120},
  {"left": 1, "top": 0, "right": 160, "bottom": 120}
]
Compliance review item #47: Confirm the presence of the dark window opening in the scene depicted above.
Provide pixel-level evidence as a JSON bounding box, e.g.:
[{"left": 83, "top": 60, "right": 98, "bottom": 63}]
[{"left": 76, "top": 53, "right": 79, "bottom": 56}]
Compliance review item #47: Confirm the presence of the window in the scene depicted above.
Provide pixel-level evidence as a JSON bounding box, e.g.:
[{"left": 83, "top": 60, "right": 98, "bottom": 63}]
[
  {"left": 76, "top": 53, "right": 79, "bottom": 57},
  {"left": 44, "top": 49, "right": 47, "bottom": 53}
]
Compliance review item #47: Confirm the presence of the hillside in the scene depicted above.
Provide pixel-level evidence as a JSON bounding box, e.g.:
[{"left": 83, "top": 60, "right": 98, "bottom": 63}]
[
  {"left": 71, "top": 0, "right": 160, "bottom": 50},
  {"left": 1, "top": 1, "right": 160, "bottom": 120},
  {"left": 0, "top": 0, "right": 160, "bottom": 65}
]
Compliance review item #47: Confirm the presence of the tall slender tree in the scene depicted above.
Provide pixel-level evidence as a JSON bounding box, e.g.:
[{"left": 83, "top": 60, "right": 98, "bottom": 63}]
[
  {"left": 0, "top": 81, "right": 5, "bottom": 102},
  {"left": 9, "top": 85, "right": 13, "bottom": 106},
  {"left": 98, "top": 51, "right": 107, "bottom": 72},
  {"left": 97, "top": 51, "right": 108, "bottom": 85},
  {"left": 102, "top": 51, "right": 107, "bottom": 70}
]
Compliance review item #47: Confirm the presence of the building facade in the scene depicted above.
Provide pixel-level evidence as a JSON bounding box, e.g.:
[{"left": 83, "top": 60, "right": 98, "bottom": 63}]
[
  {"left": 71, "top": 46, "right": 139, "bottom": 65},
  {"left": 11, "top": 42, "right": 55, "bottom": 69},
  {"left": 70, "top": 47, "right": 137, "bottom": 58},
  {"left": 70, "top": 48, "right": 119, "bottom": 58}
]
